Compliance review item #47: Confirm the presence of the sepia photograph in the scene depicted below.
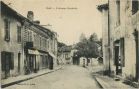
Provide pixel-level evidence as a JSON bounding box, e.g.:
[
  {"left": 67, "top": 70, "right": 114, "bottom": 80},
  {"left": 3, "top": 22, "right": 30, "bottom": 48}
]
[{"left": 0, "top": 0, "right": 139, "bottom": 89}]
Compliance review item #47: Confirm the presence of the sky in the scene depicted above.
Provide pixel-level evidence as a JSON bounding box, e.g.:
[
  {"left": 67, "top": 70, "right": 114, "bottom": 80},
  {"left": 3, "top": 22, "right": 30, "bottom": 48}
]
[{"left": 2, "top": 0, "right": 107, "bottom": 45}]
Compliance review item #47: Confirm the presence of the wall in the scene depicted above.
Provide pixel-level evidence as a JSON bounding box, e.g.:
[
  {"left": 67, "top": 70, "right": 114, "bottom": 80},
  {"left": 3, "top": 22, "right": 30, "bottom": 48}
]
[
  {"left": 0, "top": 13, "right": 24, "bottom": 78},
  {"left": 101, "top": 8, "right": 109, "bottom": 71},
  {"left": 109, "top": 0, "right": 137, "bottom": 79}
]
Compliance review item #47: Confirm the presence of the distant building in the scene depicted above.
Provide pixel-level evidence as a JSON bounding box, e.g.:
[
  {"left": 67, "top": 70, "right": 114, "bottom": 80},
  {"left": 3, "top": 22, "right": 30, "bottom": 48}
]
[
  {"left": 58, "top": 46, "right": 72, "bottom": 64},
  {"left": 98, "top": 0, "right": 139, "bottom": 82},
  {"left": 0, "top": 1, "right": 58, "bottom": 79}
]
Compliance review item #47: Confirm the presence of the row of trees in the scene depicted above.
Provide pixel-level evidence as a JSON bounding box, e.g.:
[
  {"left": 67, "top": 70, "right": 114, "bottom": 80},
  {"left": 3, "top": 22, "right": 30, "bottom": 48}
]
[{"left": 74, "top": 33, "right": 102, "bottom": 59}]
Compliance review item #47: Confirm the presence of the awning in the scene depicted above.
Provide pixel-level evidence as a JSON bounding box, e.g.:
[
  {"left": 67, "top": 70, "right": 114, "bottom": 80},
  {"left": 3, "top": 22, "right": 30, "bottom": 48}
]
[
  {"left": 48, "top": 52, "right": 56, "bottom": 59},
  {"left": 28, "top": 49, "right": 39, "bottom": 55}
]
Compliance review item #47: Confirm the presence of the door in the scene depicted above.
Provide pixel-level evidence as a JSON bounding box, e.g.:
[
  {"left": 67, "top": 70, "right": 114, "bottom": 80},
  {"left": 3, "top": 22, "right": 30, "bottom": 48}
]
[
  {"left": 134, "top": 30, "right": 139, "bottom": 81},
  {"left": 115, "top": 42, "right": 122, "bottom": 75},
  {"left": 18, "top": 53, "right": 21, "bottom": 73},
  {"left": 5, "top": 53, "right": 11, "bottom": 78},
  {"left": 49, "top": 56, "right": 53, "bottom": 70}
]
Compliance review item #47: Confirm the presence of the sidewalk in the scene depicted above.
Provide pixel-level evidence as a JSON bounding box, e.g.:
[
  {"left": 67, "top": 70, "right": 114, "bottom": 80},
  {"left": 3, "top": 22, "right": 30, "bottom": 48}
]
[
  {"left": 94, "top": 75, "right": 135, "bottom": 89},
  {"left": 87, "top": 65, "right": 137, "bottom": 89},
  {"left": 1, "top": 66, "right": 63, "bottom": 88}
]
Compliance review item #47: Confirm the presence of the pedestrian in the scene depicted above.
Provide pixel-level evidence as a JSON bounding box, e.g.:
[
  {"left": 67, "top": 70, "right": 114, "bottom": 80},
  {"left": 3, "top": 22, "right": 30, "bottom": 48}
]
[{"left": 83, "top": 59, "right": 85, "bottom": 67}]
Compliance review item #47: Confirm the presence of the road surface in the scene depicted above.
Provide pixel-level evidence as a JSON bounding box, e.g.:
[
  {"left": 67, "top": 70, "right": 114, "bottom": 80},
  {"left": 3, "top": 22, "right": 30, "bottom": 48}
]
[{"left": 5, "top": 65, "right": 101, "bottom": 89}]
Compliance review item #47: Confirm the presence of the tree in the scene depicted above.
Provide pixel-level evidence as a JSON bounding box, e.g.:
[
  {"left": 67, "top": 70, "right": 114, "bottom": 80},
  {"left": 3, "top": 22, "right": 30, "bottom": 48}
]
[
  {"left": 75, "top": 33, "right": 100, "bottom": 59},
  {"left": 89, "top": 33, "right": 99, "bottom": 42},
  {"left": 57, "top": 42, "right": 67, "bottom": 56},
  {"left": 79, "top": 33, "right": 87, "bottom": 42},
  {"left": 58, "top": 42, "right": 67, "bottom": 48}
]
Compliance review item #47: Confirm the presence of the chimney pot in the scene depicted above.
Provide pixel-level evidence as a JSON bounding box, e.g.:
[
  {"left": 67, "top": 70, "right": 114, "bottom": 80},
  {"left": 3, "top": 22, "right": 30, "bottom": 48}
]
[
  {"left": 27, "top": 11, "right": 34, "bottom": 21},
  {"left": 34, "top": 20, "right": 40, "bottom": 24}
]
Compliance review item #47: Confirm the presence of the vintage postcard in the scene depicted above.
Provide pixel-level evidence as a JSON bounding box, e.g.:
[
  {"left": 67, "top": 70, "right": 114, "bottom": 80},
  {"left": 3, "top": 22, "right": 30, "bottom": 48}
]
[{"left": 0, "top": 0, "right": 139, "bottom": 89}]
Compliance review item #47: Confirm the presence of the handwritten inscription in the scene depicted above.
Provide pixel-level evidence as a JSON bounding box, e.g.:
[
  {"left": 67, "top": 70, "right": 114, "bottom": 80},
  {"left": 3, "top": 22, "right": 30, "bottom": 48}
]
[{"left": 46, "top": 7, "right": 78, "bottom": 10}]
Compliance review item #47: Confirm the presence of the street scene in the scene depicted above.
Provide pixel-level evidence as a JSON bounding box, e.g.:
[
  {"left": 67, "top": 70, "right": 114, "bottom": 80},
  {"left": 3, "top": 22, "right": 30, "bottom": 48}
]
[
  {"left": 0, "top": 0, "right": 139, "bottom": 89},
  {"left": 4, "top": 65, "right": 101, "bottom": 89}
]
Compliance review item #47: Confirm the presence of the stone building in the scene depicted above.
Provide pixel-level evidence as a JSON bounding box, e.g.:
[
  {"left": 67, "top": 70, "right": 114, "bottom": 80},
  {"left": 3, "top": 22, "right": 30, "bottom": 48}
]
[
  {"left": 58, "top": 46, "right": 72, "bottom": 64},
  {"left": 98, "top": 0, "right": 139, "bottom": 82},
  {"left": 0, "top": 1, "right": 58, "bottom": 79}
]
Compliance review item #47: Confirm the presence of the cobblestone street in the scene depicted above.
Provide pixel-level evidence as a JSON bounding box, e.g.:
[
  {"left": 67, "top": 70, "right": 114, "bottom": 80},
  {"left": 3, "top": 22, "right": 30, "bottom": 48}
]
[{"left": 4, "top": 65, "right": 101, "bottom": 89}]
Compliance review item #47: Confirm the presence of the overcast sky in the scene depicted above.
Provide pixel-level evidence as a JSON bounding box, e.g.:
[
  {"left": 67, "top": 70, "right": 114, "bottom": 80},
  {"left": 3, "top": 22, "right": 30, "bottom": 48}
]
[{"left": 2, "top": 0, "right": 107, "bottom": 45}]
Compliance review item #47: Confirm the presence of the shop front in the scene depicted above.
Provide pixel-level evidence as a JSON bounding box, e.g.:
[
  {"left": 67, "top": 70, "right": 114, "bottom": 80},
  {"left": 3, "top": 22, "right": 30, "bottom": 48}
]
[
  {"left": 24, "top": 49, "right": 39, "bottom": 74},
  {"left": 48, "top": 52, "right": 56, "bottom": 70}
]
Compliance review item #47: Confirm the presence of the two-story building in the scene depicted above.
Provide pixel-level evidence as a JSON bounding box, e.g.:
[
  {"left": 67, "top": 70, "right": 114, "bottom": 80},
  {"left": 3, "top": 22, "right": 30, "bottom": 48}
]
[
  {"left": 0, "top": 1, "right": 58, "bottom": 79},
  {"left": 98, "top": 0, "right": 139, "bottom": 82}
]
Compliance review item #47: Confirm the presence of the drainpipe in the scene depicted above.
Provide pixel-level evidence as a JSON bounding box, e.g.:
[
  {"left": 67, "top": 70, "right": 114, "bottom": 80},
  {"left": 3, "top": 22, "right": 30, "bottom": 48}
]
[{"left": 108, "top": 0, "right": 111, "bottom": 77}]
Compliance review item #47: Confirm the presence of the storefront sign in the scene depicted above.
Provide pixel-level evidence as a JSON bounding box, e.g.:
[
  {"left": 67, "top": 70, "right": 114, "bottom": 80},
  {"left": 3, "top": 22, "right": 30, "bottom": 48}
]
[{"left": 28, "top": 49, "right": 39, "bottom": 55}]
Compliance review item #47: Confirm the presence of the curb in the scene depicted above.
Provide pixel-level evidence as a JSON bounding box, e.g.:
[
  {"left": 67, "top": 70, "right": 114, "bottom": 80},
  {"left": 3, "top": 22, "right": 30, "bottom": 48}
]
[
  {"left": 1, "top": 67, "right": 62, "bottom": 88},
  {"left": 93, "top": 76, "right": 104, "bottom": 89},
  {"left": 116, "top": 75, "right": 139, "bottom": 88}
]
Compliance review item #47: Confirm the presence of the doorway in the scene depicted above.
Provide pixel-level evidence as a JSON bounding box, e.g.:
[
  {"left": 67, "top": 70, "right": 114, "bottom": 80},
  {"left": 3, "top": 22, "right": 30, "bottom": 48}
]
[
  {"left": 1, "top": 52, "right": 14, "bottom": 79},
  {"left": 18, "top": 53, "right": 21, "bottom": 74},
  {"left": 114, "top": 40, "right": 122, "bottom": 75},
  {"left": 134, "top": 29, "right": 139, "bottom": 81}
]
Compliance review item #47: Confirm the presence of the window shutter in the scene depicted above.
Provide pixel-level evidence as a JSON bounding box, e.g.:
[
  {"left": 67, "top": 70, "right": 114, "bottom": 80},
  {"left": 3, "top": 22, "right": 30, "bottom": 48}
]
[
  {"left": 10, "top": 53, "right": 14, "bottom": 70},
  {"left": 120, "top": 38, "right": 125, "bottom": 67},
  {"left": 1, "top": 52, "right": 6, "bottom": 71}
]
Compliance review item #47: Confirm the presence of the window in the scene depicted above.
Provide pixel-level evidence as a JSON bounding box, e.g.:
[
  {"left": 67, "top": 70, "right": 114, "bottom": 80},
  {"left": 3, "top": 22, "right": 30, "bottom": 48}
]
[
  {"left": 132, "top": 0, "right": 139, "bottom": 15},
  {"left": 27, "top": 31, "right": 30, "bottom": 41},
  {"left": 116, "top": 0, "right": 120, "bottom": 26},
  {"left": 4, "top": 19, "right": 10, "bottom": 41},
  {"left": 30, "top": 31, "right": 32, "bottom": 41},
  {"left": 40, "top": 36, "right": 41, "bottom": 48},
  {"left": 17, "top": 26, "right": 21, "bottom": 43},
  {"left": 47, "top": 40, "right": 49, "bottom": 49},
  {"left": 45, "top": 39, "right": 47, "bottom": 48}
]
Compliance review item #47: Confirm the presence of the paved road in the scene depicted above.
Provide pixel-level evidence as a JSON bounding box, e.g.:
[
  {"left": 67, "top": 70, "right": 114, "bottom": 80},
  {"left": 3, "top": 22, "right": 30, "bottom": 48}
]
[{"left": 5, "top": 65, "right": 101, "bottom": 89}]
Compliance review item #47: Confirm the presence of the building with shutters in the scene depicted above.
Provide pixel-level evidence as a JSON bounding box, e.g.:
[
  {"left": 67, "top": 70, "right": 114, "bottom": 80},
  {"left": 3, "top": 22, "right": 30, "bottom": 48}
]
[
  {"left": 0, "top": 1, "right": 58, "bottom": 79},
  {"left": 98, "top": 0, "right": 139, "bottom": 82}
]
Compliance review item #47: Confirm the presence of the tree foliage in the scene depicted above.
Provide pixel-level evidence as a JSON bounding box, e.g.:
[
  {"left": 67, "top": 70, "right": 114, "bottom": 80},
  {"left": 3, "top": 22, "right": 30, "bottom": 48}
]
[{"left": 74, "top": 33, "right": 101, "bottom": 58}]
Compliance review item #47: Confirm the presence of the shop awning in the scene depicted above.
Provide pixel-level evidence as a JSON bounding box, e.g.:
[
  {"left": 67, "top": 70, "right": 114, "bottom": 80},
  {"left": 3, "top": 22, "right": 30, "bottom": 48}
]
[{"left": 28, "top": 49, "right": 39, "bottom": 55}]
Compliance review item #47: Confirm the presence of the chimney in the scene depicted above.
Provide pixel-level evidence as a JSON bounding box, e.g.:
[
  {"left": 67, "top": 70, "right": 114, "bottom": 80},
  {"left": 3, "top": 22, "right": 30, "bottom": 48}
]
[
  {"left": 27, "top": 11, "right": 34, "bottom": 21},
  {"left": 34, "top": 20, "right": 40, "bottom": 24}
]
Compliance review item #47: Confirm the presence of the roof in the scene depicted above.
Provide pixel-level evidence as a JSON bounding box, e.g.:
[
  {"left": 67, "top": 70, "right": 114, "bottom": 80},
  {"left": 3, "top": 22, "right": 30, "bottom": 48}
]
[
  {"left": 59, "top": 46, "right": 72, "bottom": 52},
  {"left": 0, "top": 1, "right": 56, "bottom": 37},
  {"left": 97, "top": 3, "right": 108, "bottom": 12}
]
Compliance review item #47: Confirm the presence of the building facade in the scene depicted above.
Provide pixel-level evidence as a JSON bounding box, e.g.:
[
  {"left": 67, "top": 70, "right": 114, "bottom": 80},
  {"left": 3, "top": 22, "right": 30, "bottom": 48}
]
[
  {"left": 58, "top": 46, "right": 72, "bottom": 64},
  {"left": 0, "top": 1, "right": 58, "bottom": 79},
  {"left": 98, "top": 0, "right": 139, "bottom": 82}
]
